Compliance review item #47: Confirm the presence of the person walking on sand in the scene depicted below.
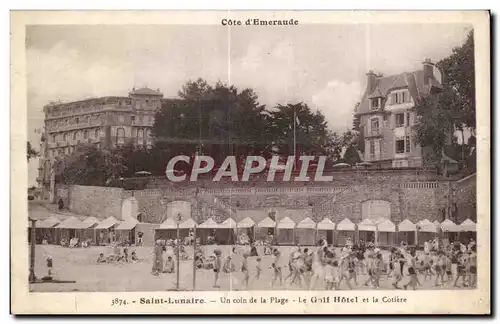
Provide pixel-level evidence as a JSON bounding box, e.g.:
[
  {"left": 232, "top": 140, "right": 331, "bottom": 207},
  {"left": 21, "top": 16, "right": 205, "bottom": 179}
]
[{"left": 213, "top": 249, "right": 222, "bottom": 288}]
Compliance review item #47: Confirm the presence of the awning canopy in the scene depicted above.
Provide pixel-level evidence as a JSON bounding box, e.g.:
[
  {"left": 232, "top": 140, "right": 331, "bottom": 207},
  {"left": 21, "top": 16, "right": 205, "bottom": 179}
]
[
  {"left": 95, "top": 216, "right": 121, "bottom": 229},
  {"left": 296, "top": 217, "right": 316, "bottom": 229},
  {"left": 336, "top": 218, "right": 356, "bottom": 231},
  {"left": 417, "top": 219, "right": 438, "bottom": 233},
  {"left": 440, "top": 219, "right": 460, "bottom": 232},
  {"left": 358, "top": 219, "right": 376, "bottom": 232},
  {"left": 398, "top": 219, "right": 417, "bottom": 232},
  {"left": 198, "top": 218, "right": 219, "bottom": 229},
  {"left": 376, "top": 218, "right": 396, "bottom": 232},
  {"left": 56, "top": 216, "right": 90, "bottom": 229},
  {"left": 317, "top": 218, "right": 335, "bottom": 230},
  {"left": 179, "top": 218, "right": 197, "bottom": 229},
  {"left": 277, "top": 216, "right": 296, "bottom": 229},
  {"left": 237, "top": 217, "right": 256, "bottom": 229},
  {"left": 35, "top": 216, "right": 60, "bottom": 229},
  {"left": 218, "top": 217, "right": 237, "bottom": 229},
  {"left": 116, "top": 218, "right": 138, "bottom": 230},
  {"left": 257, "top": 217, "right": 276, "bottom": 228},
  {"left": 460, "top": 218, "right": 476, "bottom": 232},
  {"left": 83, "top": 216, "right": 99, "bottom": 227},
  {"left": 159, "top": 218, "right": 178, "bottom": 229}
]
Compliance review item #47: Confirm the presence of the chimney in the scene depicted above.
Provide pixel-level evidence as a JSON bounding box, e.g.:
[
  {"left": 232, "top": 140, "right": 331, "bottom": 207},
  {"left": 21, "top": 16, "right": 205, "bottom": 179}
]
[
  {"left": 366, "top": 70, "right": 376, "bottom": 94},
  {"left": 422, "top": 58, "right": 434, "bottom": 85}
]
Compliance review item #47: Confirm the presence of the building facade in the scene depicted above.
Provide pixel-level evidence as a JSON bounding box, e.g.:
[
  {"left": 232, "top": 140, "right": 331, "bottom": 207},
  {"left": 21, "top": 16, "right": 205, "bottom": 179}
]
[
  {"left": 36, "top": 87, "right": 176, "bottom": 189},
  {"left": 355, "top": 59, "right": 443, "bottom": 168}
]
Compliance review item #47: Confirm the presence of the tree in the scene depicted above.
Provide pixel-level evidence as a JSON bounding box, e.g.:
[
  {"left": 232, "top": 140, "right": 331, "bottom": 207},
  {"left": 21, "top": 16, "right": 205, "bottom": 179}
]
[
  {"left": 27, "top": 141, "right": 38, "bottom": 161},
  {"left": 54, "top": 144, "right": 127, "bottom": 186},
  {"left": 266, "top": 103, "right": 331, "bottom": 157},
  {"left": 414, "top": 88, "right": 457, "bottom": 174},
  {"left": 437, "top": 30, "right": 475, "bottom": 131},
  {"left": 153, "top": 79, "right": 268, "bottom": 165}
]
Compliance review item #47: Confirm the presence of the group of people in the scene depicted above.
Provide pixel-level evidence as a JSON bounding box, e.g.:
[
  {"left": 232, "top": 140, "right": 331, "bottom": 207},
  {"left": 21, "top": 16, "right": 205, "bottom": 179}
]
[
  {"left": 156, "top": 236, "right": 477, "bottom": 290},
  {"left": 96, "top": 244, "right": 139, "bottom": 264}
]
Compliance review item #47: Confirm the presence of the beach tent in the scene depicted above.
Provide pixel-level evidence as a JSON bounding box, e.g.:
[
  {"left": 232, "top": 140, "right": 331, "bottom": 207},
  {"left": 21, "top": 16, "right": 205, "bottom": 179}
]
[
  {"left": 237, "top": 217, "right": 256, "bottom": 228},
  {"left": 459, "top": 218, "right": 477, "bottom": 242},
  {"left": 95, "top": 216, "right": 121, "bottom": 245},
  {"left": 95, "top": 216, "right": 121, "bottom": 229},
  {"left": 179, "top": 218, "right": 197, "bottom": 229},
  {"left": 357, "top": 219, "right": 376, "bottom": 244},
  {"left": 440, "top": 219, "right": 460, "bottom": 232},
  {"left": 55, "top": 216, "right": 90, "bottom": 243},
  {"left": 32, "top": 216, "right": 60, "bottom": 244},
  {"left": 217, "top": 218, "right": 237, "bottom": 245},
  {"left": 416, "top": 219, "right": 438, "bottom": 245},
  {"left": 433, "top": 220, "right": 441, "bottom": 227},
  {"left": 398, "top": 219, "right": 417, "bottom": 245},
  {"left": 335, "top": 218, "right": 356, "bottom": 246},
  {"left": 316, "top": 218, "right": 335, "bottom": 245},
  {"left": 237, "top": 217, "right": 256, "bottom": 243},
  {"left": 440, "top": 219, "right": 460, "bottom": 242},
  {"left": 277, "top": 216, "right": 296, "bottom": 245},
  {"left": 460, "top": 219, "right": 476, "bottom": 232},
  {"left": 198, "top": 218, "right": 219, "bottom": 245},
  {"left": 255, "top": 216, "right": 277, "bottom": 242},
  {"left": 155, "top": 218, "right": 178, "bottom": 241},
  {"left": 81, "top": 217, "right": 100, "bottom": 244},
  {"left": 375, "top": 218, "right": 396, "bottom": 246},
  {"left": 116, "top": 218, "right": 139, "bottom": 244},
  {"left": 295, "top": 217, "right": 317, "bottom": 245}
]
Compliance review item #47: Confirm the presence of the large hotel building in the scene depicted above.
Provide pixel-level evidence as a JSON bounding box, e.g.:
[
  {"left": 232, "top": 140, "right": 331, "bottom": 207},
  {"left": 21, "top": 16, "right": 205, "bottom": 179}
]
[{"left": 36, "top": 87, "right": 177, "bottom": 191}]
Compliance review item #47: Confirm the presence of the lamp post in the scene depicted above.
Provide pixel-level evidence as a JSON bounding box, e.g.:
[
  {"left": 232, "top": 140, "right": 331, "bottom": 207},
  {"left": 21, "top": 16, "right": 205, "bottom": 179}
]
[
  {"left": 193, "top": 188, "right": 199, "bottom": 291},
  {"left": 29, "top": 218, "right": 37, "bottom": 283},
  {"left": 176, "top": 213, "right": 181, "bottom": 290}
]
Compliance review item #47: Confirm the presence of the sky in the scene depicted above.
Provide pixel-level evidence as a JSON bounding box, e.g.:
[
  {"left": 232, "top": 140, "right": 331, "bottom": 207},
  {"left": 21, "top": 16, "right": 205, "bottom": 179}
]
[{"left": 26, "top": 23, "right": 472, "bottom": 186}]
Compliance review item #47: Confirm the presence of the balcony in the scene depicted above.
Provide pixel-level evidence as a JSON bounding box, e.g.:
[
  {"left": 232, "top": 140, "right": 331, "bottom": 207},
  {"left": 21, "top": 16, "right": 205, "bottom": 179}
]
[{"left": 365, "top": 129, "right": 382, "bottom": 138}]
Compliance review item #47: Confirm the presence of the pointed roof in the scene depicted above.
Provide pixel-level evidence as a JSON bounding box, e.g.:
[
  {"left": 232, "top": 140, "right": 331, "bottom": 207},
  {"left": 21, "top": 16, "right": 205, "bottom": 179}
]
[
  {"left": 398, "top": 219, "right": 416, "bottom": 232},
  {"left": 95, "top": 216, "right": 121, "bottom": 229},
  {"left": 440, "top": 219, "right": 460, "bottom": 232},
  {"left": 179, "top": 218, "right": 197, "bottom": 229},
  {"left": 417, "top": 219, "right": 438, "bottom": 233},
  {"left": 56, "top": 216, "right": 90, "bottom": 229},
  {"left": 277, "top": 216, "right": 296, "bottom": 229},
  {"left": 159, "top": 218, "right": 178, "bottom": 229},
  {"left": 116, "top": 218, "right": 139, "bottom": 230},
  {"left": 218, "top": 217, "right": 237, "bottom": 229},
  {"left": 460, "top": 219, "right": 476, "bottom": 232},
  {"left": 36, "top": 216, "right": 60, "bottom": 229},
  {"left": 367, "top": 87, "right": 384, "bottom": 99},
  {"left": 317, "top": 218, "right": 336, "bottom": 230},
  {"left": 198, "top": 218, "right": 219, "bottom": 229},
  {"left": 257, "top": 216, "right": 276, "bottom": 228},
  {"left": 297, "top": 217, "right": 316, "bottom": 229},
  {"left": 83, "top": 217, "right": 99, "bottom": 226},
  {"left": 376, "top": 218, "right": 396, "bottom": 232},
  {"left": 357, "top": 218, "right": 376, "bottom": 231},
  {"left": 336, "top": 218, "right": 356, "bottom": 231},
  {"left": 433, "top": 220, "right": 441, "bottom": 226},
  {"left": 237, "top": 217, "right": 256, "bottom": 228}
]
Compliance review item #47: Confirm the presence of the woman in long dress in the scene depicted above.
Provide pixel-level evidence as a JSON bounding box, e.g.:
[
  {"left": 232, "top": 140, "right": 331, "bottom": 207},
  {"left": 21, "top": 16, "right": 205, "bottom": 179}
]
[{"left": 152, "top": 241, "right": 164, "bottom": 276}]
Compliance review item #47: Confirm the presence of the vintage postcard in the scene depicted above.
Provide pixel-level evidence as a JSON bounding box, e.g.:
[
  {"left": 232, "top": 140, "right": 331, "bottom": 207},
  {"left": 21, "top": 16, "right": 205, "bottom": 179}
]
[{"left": 11, "top": 10, "right": 490, "bottom": 314}]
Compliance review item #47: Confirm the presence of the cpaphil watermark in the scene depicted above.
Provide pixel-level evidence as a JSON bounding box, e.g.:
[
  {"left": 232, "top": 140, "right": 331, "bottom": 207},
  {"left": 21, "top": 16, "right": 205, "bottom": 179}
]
[{"left": 165, "top": 155, "right": 336, "bottom": 182}]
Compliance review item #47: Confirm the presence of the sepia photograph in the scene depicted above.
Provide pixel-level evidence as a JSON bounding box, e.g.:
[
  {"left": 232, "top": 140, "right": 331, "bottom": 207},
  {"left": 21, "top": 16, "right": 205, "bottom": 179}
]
[{"left": 12, "top": 10, "right": 490, "bottom": 314}]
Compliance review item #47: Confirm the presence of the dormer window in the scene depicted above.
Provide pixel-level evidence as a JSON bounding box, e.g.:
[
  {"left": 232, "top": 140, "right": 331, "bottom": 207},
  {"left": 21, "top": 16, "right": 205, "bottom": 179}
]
[
  {"left": 370, "top": 98, "right": 380, "bottom": 110},
  {"left": 389, "top": 90, "right": 411, "bottom": 105}
]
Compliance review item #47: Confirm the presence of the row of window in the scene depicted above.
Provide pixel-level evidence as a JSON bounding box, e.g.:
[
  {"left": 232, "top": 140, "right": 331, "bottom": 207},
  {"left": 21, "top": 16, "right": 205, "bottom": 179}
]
[
  {"left": 51, "top": 129, "right": 100, "bottom": 143},
  {"left": 368, "top": 112, "right": 412, "bottom": 135},
  {"left": 367, "top": 135, "right": 411, "bottom": 157},
  {"left": 369, "top": 90, "right": 412, "bottom": 110}
]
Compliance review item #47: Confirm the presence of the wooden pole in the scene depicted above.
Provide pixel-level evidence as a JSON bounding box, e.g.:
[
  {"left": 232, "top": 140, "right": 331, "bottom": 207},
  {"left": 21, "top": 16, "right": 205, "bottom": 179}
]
[
  {"left": 176, "top": 213, "right": 181, "bottom": 290},
  {"left": 29, "top": 218, "right": 37, "bottom": 283},
  {"left": 193, "top": 189, "right": 198, "bottom": 291}
]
